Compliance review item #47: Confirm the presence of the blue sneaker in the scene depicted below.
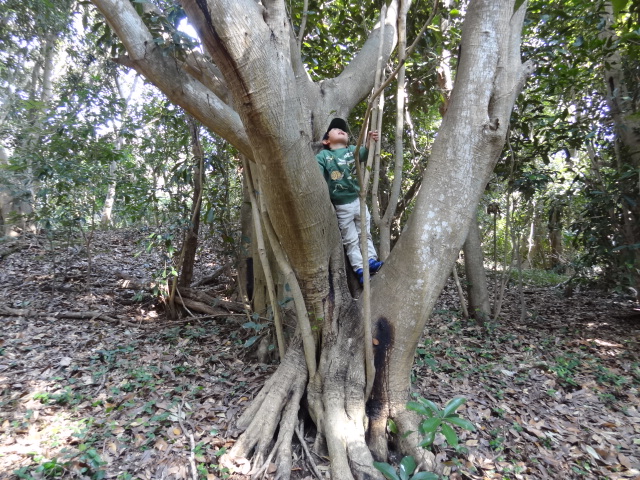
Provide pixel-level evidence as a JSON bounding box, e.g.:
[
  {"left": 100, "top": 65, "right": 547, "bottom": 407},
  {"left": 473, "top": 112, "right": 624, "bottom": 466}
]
[
  {"left": 355, "top": 268, "right": 364, "bottom": 285},
  {"left": 368, "top": 258, "right": 383, "bottom": 274}
]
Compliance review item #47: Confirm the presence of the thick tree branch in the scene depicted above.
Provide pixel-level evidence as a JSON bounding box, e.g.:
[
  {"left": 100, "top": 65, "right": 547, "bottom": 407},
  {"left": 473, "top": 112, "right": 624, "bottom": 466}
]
[
  {"left": 91, "top": 0, "right": 252, "bottom": 158},
  {"left": 314, "top": 1, "right": 404, "bottom": 137},
  {"left": 182, "top": 52, "right": 232, "bottom": 105},
  {"left": 181, "top": 0, "right": 338, "bottom": 297},
  {"left": 368, "top": 1, "right": 530, "bottom": 462}
]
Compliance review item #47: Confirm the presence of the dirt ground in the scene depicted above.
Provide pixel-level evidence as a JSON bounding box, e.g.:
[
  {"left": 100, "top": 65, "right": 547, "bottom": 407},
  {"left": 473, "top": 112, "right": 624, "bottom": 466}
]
[{"left": 0, "top": 229, "right": 639, "bottom": 479}]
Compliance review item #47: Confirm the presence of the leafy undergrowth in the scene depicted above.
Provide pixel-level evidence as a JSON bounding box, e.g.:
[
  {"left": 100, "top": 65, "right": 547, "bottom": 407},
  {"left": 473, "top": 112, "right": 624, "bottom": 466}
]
[
  {"left": 414, "top": 277, "right": 640, "bottom": 479},
  {"left": 0, "top": 229, "right": 639, "bottom": 479}
]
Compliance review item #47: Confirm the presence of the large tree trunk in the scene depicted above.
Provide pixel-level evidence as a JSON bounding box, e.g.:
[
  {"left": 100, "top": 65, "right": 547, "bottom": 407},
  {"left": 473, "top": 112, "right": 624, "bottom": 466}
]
[
  {"left": 600, "top": 1, "right": 640, "bottom": 298},
  {"left": 367, "top": 0, "right": 532, "bottom": 466},
  {"left": 91, "top": 0, "right": 531, "bottom": 477}
]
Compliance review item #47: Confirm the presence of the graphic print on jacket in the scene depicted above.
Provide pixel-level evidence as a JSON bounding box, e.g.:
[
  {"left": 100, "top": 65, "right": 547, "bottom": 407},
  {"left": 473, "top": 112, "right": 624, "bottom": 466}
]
[{"left": 316, "top": 145, "right": 368, "bottom": 205}]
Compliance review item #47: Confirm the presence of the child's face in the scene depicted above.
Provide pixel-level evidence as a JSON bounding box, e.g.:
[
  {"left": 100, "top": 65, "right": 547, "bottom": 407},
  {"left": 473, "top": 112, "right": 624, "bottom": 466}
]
[{"left": 324, "top": 128, "right": 349, "bottom": 148}]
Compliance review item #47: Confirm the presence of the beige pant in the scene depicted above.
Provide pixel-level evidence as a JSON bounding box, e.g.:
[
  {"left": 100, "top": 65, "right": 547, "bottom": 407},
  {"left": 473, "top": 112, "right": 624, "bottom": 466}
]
[{"left": 335, "top": 198, "right": 377, "bottom": 271}]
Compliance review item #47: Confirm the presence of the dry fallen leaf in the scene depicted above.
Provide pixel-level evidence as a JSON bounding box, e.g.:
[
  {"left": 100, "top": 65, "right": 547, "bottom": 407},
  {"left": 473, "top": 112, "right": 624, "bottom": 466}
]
[{"left": 59, "top": 356, "right": 72, "bottom": 367}]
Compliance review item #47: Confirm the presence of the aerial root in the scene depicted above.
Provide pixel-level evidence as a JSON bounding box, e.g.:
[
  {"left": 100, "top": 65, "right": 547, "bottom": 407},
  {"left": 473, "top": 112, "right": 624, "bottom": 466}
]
[{"left": 235, "top": 373, "right": 277, "bottom": 430}]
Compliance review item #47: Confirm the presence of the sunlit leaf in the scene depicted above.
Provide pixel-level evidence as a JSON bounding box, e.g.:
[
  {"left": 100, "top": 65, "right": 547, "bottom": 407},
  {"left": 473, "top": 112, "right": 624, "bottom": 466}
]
[
  {"left": 399, "top": 456, "right": 417, "bottom": 480},
  {"left": 444, "top": 416, "right": 476, "bottom": 431},
  {"left": 373, "top": 461, "right": 400, "bottom": 480},
  {"left": 443, "top": 397, "right": 466, "bottom": 417}
]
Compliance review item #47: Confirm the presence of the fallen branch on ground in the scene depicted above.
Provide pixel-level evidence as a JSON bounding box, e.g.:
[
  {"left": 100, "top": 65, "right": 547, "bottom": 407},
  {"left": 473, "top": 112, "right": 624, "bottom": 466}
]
[
  {"left": 192, "top": 261, "right": 231, "bottom": 287},
  {"left": 114, "top": 271, "right": 249, "bottom": 316},
  {"left": 0, "top": 305, "right": 141, "bottom": 327}
]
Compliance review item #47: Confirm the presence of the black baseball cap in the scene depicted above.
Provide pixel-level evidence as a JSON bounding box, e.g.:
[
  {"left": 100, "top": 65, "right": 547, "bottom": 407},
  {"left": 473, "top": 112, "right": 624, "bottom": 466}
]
[{"left": 323, "top": 118, "right": 349, "bottom": 140}]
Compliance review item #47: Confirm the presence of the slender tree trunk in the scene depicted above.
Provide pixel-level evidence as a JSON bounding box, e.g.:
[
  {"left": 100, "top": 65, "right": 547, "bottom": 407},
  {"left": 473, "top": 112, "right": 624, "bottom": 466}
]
[
  {"left": 436, "top": 0, "right": 454, "bottom": 115},
  {"left": 4, "top": 31, "right": 57, "bottom": 236},
  {"left": 548, "top": 203, "right": 563, "bottom": 270},
  {"left": 525, "top": 213, "right": 535, "bottom": 269},
  {"left": 178, "top": 118, "right": 205, "bottom": 287},
  {"left": 100, "top": 159, "right": 119, "bottom": 228},
  {"left": 236, "top": 169, "right": 253, "bottom": 304},
  {"left": 463, "top": 211, "right": 491, "bottom": 322},
  {"left": 25, "top": 31, "right": 56, "bottom": 203},
  {"left": 375, "top": 2, "right": 409, "bottom": 260},
  {"left": 101, "top": 74, "right": 139, "bottom": 227}
]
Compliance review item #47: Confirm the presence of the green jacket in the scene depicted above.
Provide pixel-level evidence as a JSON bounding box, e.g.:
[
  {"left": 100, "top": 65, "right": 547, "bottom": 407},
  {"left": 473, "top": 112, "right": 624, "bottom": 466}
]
[{"left": 316, "top": 145, "right": 368, "bottom": 205}]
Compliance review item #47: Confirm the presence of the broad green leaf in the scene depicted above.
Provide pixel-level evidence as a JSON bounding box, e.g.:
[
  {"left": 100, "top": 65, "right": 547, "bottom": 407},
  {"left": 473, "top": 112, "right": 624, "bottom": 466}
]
[
  {"left": 611, "top": 0, "right": 630, "bottom": 16},
  {"left": 387, "top": 418, "right": 399, "bottom": 434},
  {"left": 406, "top": 401, "right": 430, "bottom": 416},
  {"left": 411, "top": 473, "right": 439, "bottom": 480},
  {"left": 244, "top": 335, "right": 260, "bottom": 348},
  {"left": 420, "top": 417, "right": 442, "bottom": 434},
  {"left": 373, "top": 462, "right": 400, "bottom": 480},
  {"left": 418, "top": 397, "right": 440, "bottom": 415},
  {"left": 444, "top": 416, "right": 476, "bottom": 431},
  {"left": 443, "top": 397, "right": 466, "bottom": 417},
  {"left": 514, "top": 0, "right": 526, "bottom": 12},
  {"left": 419, "top": 431, "right": 436, "bottom": 447},
  {"left": 399, "top": 456, "right": 417, "bottom": 480},
  {"left": 440, "top": 423, "right": 459, "bottom": 446}
]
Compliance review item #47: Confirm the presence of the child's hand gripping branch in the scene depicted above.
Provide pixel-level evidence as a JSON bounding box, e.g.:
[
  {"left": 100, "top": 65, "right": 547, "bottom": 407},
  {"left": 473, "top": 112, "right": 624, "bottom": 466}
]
[{"left": 315, "top": 118, "right": 383, "bottom": 285}]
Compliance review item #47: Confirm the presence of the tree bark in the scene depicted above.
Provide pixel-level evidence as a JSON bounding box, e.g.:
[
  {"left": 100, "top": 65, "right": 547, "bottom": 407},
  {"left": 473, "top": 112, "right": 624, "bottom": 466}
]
[
  {"left": 101, "top": 74, "right": 139, "bottom": 227},
  {"left": 375, "top": 1, "right": 410, "bottom": 261},
  {"left": 600, "top": 2, "right": 640, "bottom": 298},
  {"left": 368, "top": 0, "right": 532, "bottom": 467},
  {"left": 178, "top": 117, "right": 205, "bottom": 288},
  {"left": 2, "top": 30, "right": 59, "bottom": 236},
  {"left": 548, "top": 203, "right": 563, "bottom": 270},
  {"left": 236, "top": 169, "right": 253, "bottom": 304},
  {"left": 464, "top": 212, "right": 491, "bottom": 322}
]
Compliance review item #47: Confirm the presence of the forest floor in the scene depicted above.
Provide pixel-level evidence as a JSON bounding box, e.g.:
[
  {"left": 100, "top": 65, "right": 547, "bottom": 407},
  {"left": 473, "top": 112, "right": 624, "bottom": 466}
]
[{"left": 0, "top": 229, "right": 639, "bottom": 480}]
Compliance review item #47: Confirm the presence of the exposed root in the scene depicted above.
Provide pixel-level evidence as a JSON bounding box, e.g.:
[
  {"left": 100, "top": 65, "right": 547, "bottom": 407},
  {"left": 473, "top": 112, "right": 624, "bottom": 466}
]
[
  {"left": 221, "top": 337, "right": 307, "bottom": 479},
  {"left": 296, "top": 421, "right": 323, "bottom": 480},
  {"left": 313, "top": 290, "right": 383, "bottom": 480},
  {"left": 271, "top": 375, "right": 305, "bottom": 479},
  {"left": 394, "top": 409, "right": 438, "bottom": 473}
]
